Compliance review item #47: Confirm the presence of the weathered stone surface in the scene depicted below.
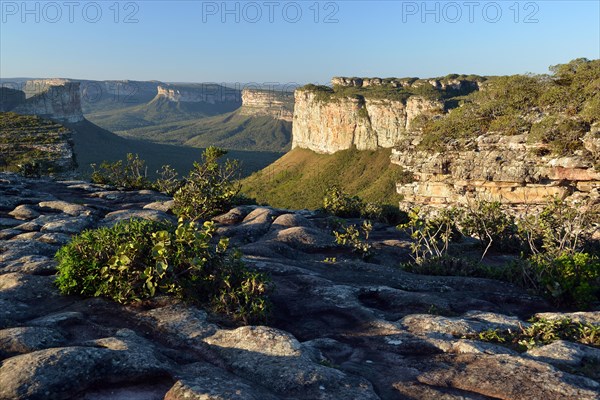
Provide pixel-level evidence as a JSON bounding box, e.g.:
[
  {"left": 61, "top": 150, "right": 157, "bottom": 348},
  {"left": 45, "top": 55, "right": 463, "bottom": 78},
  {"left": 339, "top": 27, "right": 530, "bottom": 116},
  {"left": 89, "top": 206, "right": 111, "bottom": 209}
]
[
  {"left": 9, "top": 204, "right": 40, "bottom": 220},
  {"left": 0, "top": 172, "right": 598, "bottom": 399},
  {"left": 143, "top": 200, "right": 175, "bottom": 213},
  {"left": 417, "top": 354, "right": 600, "bottom": 400},
  {"left": 39, "top": 200, "right": 94, "bottom": 216},
  {"left": 101, "top": 209, "right": 176, "bottom": 227},
  {"left": 392, "top": 134, "right": 600, "bottom": 209},
  {"left": 527, "top": 340, "right": 600, "bottom": 367},
  {"left": 0, "top": 327, "right": 66, "bottom": 358}
]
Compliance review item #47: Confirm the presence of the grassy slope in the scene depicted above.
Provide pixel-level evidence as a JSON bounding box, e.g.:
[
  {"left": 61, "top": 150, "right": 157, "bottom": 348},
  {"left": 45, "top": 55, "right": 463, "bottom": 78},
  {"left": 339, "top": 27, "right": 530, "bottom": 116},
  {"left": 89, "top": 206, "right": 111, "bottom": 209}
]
[
  {"left": 116, "top": 110, "right": 292, "bottom": 152},
  {"left": 65, "top": 119, "right": 282, "bottom": 179},
  {"left": 241, "top": 147, "right": 412, "bottom": 209}
]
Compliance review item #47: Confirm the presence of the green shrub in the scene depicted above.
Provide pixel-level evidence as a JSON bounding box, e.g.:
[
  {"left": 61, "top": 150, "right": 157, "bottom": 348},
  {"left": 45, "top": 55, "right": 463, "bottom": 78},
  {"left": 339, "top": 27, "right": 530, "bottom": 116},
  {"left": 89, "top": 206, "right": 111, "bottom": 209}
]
[
  {"left": 173, "top": 146, "right": 241, "bottom": 221},
  {"left": 460, "top": 200, "right": 521, "bottom": 256},
  {"left": 55, "top": 218, "right": 270, "bottom": 324},
  {"left": 334, "top": 220, "right": 372, "bottom": 258},
  {"left": 397, "top": 207, "right": 463, "bottom": 264},
  {"left": 473, "top": 318, "right": 600, "bottom": 351},
  {"left": 519, "top": 252, "right": 600, "bottom": 308},
  {"left": 91, "top": 153, "right": 152, "bottom": 190},
  {"left": 322, "top": 186, "right": 363, "bottom": 218}
]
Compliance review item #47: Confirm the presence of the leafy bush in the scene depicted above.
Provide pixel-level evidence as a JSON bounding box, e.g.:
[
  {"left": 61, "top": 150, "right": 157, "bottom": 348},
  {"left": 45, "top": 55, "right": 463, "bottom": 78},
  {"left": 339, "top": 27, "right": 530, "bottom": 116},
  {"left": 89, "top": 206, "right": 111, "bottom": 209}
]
[
  {"left": 397, "top": 207, "right": 463, "bottom": 264},
  {"left": 173, "top": 146, "right": 241, "bottom": 221},
  {"left": 322, "top": 186, "right": 364, "bottom": 218},
  {"left": 473, "top": 318, "right": 600, "bottom": 351},
  {"left": 55, "top": 218, "right": 270, "bottom": 323},
  {"left": 322, "top": 186, "right": 406, "bottom": 224},
  {"left": 513, "top": 252, "right": 600, "bottom": 308},
  {"left": 91, "top": 153, "right": 152, "bottom": 190},
  {"left": 460, "top": 200, "right": 521, "bottom": 256},
  {"left": 334, "top": 220, "right": 372, "bottom": 258}
]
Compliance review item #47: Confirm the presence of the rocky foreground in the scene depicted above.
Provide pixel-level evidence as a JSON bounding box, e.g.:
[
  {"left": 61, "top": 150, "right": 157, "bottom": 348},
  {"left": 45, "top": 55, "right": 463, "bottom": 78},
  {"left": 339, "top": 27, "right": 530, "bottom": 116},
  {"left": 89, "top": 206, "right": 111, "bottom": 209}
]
[{"left": 0, "top": 172, "right": 599, "bottom": 400}]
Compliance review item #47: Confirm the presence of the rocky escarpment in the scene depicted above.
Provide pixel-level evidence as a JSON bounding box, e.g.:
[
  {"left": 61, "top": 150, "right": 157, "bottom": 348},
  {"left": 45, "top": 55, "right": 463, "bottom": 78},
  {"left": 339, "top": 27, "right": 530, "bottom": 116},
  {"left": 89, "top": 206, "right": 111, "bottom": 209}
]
[
  {"left": 1, "top": 173, "right": 599, "bottom": 399},
  {"left": 332, "top": 76, "right": 481, "bottom": 91},
  {"left": 0, "top": 113, "right": 76, "bottom": 175},
  {"left": 156, "top": 84, "right": 241, "bottom": 105},
  {"left": 238, "top": 89, "right": 294, "bottom": 122},
  {"left": 292, "top": 89, "right": 444, "bottom": 153},
  {"left": 392, "top": 131, "right": 600, "bottom": 209},
  {"left": 12, "top": 82, "right": 84, "bottom": 123}
]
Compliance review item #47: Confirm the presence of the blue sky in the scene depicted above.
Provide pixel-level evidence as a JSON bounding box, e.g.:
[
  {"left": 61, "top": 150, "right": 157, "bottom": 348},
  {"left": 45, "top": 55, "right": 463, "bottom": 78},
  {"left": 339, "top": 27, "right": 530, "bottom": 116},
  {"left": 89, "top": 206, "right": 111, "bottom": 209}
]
[{"left": 1, "top": 1, "right": 599, "bottom": 84}]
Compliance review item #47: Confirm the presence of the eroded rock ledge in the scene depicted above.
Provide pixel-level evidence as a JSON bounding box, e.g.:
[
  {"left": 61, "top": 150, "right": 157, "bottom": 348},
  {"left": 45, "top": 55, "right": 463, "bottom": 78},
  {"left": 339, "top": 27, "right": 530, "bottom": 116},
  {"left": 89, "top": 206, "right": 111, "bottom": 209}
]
[
  {"left": 392, "top": 132, "right": 600, "bottom": 211},
  {"left": 0, "top": 172, "right": 598, "bottom": 399}
]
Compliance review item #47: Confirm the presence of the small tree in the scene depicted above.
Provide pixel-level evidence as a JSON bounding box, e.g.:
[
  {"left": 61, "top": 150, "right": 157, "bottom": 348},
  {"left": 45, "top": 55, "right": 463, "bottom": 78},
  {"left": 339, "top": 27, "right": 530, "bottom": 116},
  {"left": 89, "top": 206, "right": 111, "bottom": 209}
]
[{"left": 173, "top": 147, "right": 241, "bottom": 221}]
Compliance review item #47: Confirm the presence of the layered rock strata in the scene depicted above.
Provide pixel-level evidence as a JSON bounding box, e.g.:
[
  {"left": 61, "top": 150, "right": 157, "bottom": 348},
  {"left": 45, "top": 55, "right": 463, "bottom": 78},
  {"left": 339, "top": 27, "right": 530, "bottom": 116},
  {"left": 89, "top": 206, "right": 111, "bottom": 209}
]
[{"left": 239, "top": 89, "right": 294, "bottom": 122}]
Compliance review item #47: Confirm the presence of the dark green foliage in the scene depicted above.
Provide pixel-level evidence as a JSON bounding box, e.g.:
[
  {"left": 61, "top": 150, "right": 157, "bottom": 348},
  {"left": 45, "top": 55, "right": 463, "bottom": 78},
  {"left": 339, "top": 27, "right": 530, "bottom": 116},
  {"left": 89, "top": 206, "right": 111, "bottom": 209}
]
[
  {"left": 91, "top": 153, "right": 152, "bottom": 189},
  {"left": 55, "top": 218, "right": 270, "bottom": 324},
  {"left": 473, "top": 318, "right": 600, "bottom": 351},
  {"left": 322, "top": 186, "right": 363, "bottom": 218},
  {"left": 401, "top": 198, "right": 600, "bottom": 309},
  {"left": 333, "top": 220, "right": 373, "bottom": 259},
  {"left": 461, "top": 201, "right": 521, "bottom": 254},
  {"left": 418, "top": 59, "right": 600, "bottom": 156},
  {"left": 173, "top": 146, "right": 241, "bottom": 221}
]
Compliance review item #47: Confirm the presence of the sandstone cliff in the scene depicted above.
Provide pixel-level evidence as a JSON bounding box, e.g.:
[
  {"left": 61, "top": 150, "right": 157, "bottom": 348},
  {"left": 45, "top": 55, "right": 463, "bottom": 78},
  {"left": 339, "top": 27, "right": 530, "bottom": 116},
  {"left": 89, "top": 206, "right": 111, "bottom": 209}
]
[
  {"left": 155, "top": 84, "right": 241, "bottom": 105},
  {"left": 391, "top": 129, "right": 600, "bottom": 209},
  {"left": 292, "top": 88, "right": 444, "bottom": 153},
  {"left": 14, "top": 82, "right": 84, "bottom": 123},
  {"left": 238, "top": 89, "right": 294, "bottom": 122}
]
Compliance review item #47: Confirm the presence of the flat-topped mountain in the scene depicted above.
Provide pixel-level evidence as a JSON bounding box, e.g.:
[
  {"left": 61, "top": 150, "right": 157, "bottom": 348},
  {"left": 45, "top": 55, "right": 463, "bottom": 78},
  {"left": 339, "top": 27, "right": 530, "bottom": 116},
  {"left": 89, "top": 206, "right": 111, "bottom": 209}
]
[{"left": 239, "top": 88, "right": 294, "bottom": 122}]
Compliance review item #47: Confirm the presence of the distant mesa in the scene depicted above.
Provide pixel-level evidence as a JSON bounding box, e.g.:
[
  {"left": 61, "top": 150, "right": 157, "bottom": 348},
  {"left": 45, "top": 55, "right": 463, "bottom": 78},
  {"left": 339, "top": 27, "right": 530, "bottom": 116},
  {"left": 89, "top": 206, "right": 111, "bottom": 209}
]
[
  {"left": 239, "top": 88, "right": 294, "bottom": 122},
  {"left": 1, "top": 81, "right": 84, "bottom": 123},
  {"left": 156, "top": 84, "right": 241, "bottom": 105}
]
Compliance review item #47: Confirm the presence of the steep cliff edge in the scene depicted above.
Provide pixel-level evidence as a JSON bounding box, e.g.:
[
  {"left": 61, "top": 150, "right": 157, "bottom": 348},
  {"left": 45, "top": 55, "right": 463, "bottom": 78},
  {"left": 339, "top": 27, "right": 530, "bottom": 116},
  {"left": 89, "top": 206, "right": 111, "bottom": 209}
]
[
  {"left": 13, "top": 82, "right": 84, "bottom": 123},
  {"left": 156, "top": 84, "right": 241, "bottom": 105},
  {"left": 292, "top": 90, "right": 444, "bottom": 153},
  {"left": 290, "top": 75, "right": 480, "bottom": 154},
  {"left": 238, "top": 89, "right": 294, "bottom": 122}
]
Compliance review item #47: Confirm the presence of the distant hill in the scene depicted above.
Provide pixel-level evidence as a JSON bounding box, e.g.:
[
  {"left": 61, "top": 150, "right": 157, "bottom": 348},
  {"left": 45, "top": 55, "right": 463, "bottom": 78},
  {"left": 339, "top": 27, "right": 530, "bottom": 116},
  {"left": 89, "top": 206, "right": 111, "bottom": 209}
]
[
  {"left": 64, "top": 119, "right": 282, "bottom": 179},
  {"left": 116, "top": 109, "right": 292, "bottom": 152}
]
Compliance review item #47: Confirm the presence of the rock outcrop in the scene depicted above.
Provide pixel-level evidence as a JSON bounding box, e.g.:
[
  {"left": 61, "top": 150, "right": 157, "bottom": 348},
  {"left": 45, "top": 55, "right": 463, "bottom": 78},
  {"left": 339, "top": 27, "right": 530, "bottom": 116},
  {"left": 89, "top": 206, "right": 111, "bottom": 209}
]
[
  {"left": 239, "top": 89, "right": 294, "bottom": 122},
  {"left": 13, "top": 82, "right": 84, "bottom": 123},
  {"left": 1, "top": 172, "right": 598, "bottom": 399},
  {"left": 292, "top": 89, "right": 443, "bottom": 153},
  {"left": 0, "top": 113, "right": 76, "bottom": 175},
  {"left": 391, "top": 132, "right": 600, "bottom": 209},
  {"left": 156, "top": 84, "right": 241, "bottom": 105}
]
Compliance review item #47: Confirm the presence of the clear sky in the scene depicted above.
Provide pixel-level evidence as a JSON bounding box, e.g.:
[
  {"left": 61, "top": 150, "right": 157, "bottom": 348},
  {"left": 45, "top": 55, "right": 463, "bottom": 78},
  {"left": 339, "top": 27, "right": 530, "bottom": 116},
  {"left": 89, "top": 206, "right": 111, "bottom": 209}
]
[{"left": 1, "top": 0, "right": 599, "bottom": 84}]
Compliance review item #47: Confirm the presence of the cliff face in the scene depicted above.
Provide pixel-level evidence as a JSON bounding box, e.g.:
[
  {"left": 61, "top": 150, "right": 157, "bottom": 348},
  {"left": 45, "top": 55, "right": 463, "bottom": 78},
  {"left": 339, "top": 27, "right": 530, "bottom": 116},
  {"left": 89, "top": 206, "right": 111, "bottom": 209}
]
[
  {"left": 156, "top": 84, "right": 241, "bottom": 105},
  {"left": 392, "top": 130, "right": 600, "bottom": 209},
  {"left": 292, "top": 90, "right": 443, "bottom": 153},
  {"left": 238, "top": 89, "right": 294, "bottom": 122},
  {"left": 14, "top": 82, "right": 84, "bottom": 123}
]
